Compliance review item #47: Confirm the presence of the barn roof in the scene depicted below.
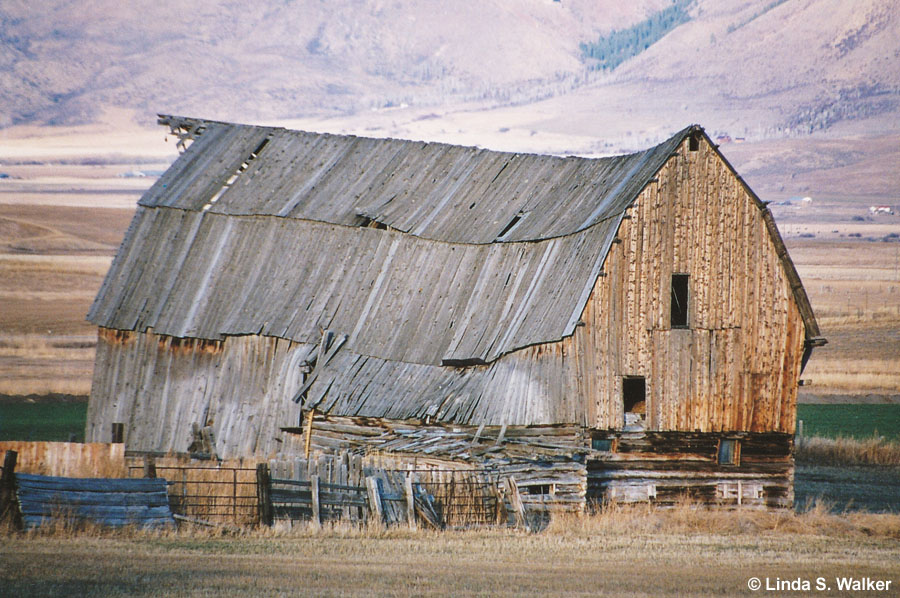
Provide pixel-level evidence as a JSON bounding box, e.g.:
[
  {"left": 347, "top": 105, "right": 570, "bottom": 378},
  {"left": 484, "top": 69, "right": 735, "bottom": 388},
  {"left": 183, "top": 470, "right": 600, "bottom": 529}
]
[
  {"left": 139, "top": 116, "right": 683, "bottom": 243},
  {"left": 88, "top": 117, "right": 820, "bottom": 378}
]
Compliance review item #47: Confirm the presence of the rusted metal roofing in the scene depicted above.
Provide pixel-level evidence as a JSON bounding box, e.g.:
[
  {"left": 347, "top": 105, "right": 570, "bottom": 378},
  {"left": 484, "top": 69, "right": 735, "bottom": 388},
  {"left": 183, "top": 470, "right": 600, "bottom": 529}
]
[{"left": 144, "top": 116, "right": 686, "bottom": 244}]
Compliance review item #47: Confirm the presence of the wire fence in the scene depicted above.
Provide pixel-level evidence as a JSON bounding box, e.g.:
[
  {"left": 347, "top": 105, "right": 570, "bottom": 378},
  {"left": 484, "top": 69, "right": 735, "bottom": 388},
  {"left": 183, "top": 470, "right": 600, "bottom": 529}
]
[
  {"left": 127, "top": 464, "right": 258, "bottom": 525},
  {"left": 123, "top": 461, "right": 510, "bottom": 529}
]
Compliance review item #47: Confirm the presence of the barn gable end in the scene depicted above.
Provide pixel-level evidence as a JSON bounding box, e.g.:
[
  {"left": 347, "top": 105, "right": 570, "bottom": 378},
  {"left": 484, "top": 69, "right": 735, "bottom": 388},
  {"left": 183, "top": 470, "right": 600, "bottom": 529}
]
[{"left": 570, "top": 132, "right": 809, "bottom": 434}]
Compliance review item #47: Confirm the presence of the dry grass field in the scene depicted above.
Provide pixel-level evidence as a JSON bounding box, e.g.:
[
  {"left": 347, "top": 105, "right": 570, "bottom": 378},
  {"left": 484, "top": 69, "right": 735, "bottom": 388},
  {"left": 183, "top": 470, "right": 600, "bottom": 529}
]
[
  {"left": 0, "top": 124, "right": 155, "bottom": 395},
  {"left": 2, "top": 506, "right": 899, "bottom": 598}
]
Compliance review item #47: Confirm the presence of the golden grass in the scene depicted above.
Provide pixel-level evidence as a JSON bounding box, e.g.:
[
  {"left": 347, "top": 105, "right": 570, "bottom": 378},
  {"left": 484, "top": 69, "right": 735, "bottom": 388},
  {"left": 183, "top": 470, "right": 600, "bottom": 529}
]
[
  {"left": 8, "top": 498, "right": 899, "bottom": 542},
  {"left": 0, "top": 377, "right": 92, "bottom": 396},
  {"left": 0, "top": 254, "right": 112, "bottom": 276},
  {"left": 796, "top": 435, "right": 900, "bottom": 466},
  {"left": 0, "top": 334, "right": 95, "bottom": 360},
  {"left": 802, "top": 358, "right": 900, "bottom": 392},
  {"left": 0, "top": 334, "right": 95, "bottom": 395},
  {"left": 3, "top": 505, "right": 899, "bottom": 598},
  {"left": 546, "top": 499, "right": 900, "bottom": 540}
]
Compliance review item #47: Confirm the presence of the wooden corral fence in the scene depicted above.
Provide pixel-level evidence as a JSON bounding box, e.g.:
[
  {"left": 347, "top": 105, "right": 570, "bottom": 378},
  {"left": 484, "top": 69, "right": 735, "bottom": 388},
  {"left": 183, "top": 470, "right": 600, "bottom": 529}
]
[
  {"left": 261, "top": 451, "right": 524, "bottom": 529},
  {"left": 0, "top": 442, "right": 126, "bottom": 478},
  {"left": 0, "top": 449, "right": 174, "bottom": 531},
  {"left": 0, "top": 445, "right": 544, "bottom": 529},
  {"left": 259, "top": 471, "right": 369, "bottom": 527},
  {"left": 14, "top": 473, "right": 174, "bottom": 530}
]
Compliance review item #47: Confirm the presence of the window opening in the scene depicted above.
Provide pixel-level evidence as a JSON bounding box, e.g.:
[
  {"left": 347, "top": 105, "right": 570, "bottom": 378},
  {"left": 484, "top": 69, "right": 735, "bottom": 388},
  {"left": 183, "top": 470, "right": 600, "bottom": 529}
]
[
  {"left": 671, "top": 273, "right": 689, "bottom": 328},
  {"left": 592, "top": 437, "right": 616, "bottom": 452},
  {"left": 717, "top": 438, "right": 740, "bottom": 466},
  {"left": 717, "top": 481, "right": 761, "bottom": 503},
  {"left": 689, "top": 131, "right": 701, "bottom": 151},
  {"left": 524, "top": 484, "right": 553, "bottom": 496}
]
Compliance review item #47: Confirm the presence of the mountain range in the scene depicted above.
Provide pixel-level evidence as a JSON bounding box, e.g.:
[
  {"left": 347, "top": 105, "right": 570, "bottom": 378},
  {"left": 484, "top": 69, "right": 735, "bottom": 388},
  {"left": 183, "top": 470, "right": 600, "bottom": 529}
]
[{"left": 1, "top": 0, "right": 898, "bottom": 196}]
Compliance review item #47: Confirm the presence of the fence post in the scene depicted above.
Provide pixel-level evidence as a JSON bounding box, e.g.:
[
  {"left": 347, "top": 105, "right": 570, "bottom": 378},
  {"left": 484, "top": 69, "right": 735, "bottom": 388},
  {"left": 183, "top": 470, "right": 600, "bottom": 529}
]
[
  {"left": 1, "top": 450, "right": 18, "bottom": 527},
  {"left": 256, "top": 463, "right": 273, "bottom": 527},
  {"left": 310, "top": 474, "right": 321, "bottom": 529},
  {"left": 1, "top": 450, "right": 16, "bottom": 487},
  {"left": 366, "top": 476, "right": 383, "bottom": 525},
  {"left": 492, "top": 477, "right": 506, "bottom": 525},
  {"left": 404, "top": 473, "right": 417, "bottom": 531}
]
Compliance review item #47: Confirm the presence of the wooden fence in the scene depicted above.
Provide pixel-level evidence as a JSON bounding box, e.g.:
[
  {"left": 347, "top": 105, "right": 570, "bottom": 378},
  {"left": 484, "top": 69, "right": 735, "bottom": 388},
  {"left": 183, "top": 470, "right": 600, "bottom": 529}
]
[
  {"left": 257, "top": 464, "right": 508, "bottom": 530},
  {"left": 0, "top": 445, "right": 538, "bottom": 529},
  {"left": 261, "top": 452, "right": 523, "bottom": 529},
  {"left": 0, "top": 442, "right": 126, "bottom": 478}
]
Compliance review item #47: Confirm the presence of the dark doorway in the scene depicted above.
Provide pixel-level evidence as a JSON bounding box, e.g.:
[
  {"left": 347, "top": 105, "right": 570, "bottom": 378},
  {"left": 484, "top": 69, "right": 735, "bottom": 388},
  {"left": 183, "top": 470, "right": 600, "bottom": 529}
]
[{"left": 623, "top": 376, "right": 646, "bottom": 416}]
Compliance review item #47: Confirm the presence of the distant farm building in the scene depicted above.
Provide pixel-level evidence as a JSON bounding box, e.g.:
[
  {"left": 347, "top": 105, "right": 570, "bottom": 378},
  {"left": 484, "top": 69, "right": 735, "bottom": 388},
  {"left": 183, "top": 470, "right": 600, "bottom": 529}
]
[{"left": 86, "top": 116, "right": 824, "bottom": 509}]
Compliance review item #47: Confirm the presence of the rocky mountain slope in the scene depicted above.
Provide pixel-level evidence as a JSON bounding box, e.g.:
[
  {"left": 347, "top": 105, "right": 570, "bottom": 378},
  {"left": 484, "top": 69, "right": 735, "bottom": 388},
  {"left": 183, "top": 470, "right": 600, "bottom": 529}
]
[
  {"left": 2, "top": 0, "right": 897, "bottom": 135},
  {"left": 0, "top": 0, "right": 667, "bottom": 126}
]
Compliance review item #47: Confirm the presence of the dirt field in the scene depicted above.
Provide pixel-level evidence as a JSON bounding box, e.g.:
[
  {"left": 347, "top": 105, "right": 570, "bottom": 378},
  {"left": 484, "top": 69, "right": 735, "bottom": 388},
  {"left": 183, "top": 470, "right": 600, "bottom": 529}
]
[
  {"left": 2, "top": 517, "right": 899, "bottom": 598},
  {"left": 0, "top": 125, "right": 153, "bottom": 395}
]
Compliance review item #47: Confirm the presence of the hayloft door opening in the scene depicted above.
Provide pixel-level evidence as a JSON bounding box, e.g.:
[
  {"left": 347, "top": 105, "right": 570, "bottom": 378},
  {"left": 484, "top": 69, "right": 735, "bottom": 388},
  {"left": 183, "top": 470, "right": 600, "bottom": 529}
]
[
  {"left": 623, "top": 376, "right": 646, "bottom": 426},
  {"left": 671, "top": 273, "right": 689, "bottom": 328}
]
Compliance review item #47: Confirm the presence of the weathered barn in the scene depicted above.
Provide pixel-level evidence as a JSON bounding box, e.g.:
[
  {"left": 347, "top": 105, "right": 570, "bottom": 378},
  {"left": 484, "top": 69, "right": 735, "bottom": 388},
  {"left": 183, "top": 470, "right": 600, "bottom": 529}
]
[{"left": 86, "top": 115, "right": 824, "bottom": 509}]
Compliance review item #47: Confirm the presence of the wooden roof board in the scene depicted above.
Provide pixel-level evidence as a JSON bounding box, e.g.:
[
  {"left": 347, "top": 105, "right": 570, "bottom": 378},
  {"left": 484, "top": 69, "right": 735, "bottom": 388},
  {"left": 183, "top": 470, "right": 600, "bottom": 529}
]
[
  {"left": 140, "top": 124, "right": 270, "bottom": 212},
  {"left": 90, "top": 203, "right": 622, "bottom": 366},
  {"left": 146, "top": 116, "right": 691, "bottom": 244}
]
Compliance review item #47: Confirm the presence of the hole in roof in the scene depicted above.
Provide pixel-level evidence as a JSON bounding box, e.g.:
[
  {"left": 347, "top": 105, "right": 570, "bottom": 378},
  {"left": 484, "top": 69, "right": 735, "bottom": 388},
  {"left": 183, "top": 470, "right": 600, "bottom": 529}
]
[
  {"left": 496, "top": 212, "right": 528, "bottom": 241},
  {"left": 202, "top": 135, "right": 271, "bottom": 210},
  {"left": 357, "top": 216, "right": 387, "bottom": 230}
]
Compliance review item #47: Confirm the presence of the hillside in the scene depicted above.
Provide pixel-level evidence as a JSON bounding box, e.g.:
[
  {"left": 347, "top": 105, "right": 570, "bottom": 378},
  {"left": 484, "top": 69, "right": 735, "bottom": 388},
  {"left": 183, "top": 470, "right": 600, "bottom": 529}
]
[
  {"left": 0, "top": 0, "right": 667, "bottom": 127},
  {"left": 1, "top": 0, "right": 898, "bottom": 199},
  {"left": 2, "top": 0, "right": 897, "bottom": 137}
]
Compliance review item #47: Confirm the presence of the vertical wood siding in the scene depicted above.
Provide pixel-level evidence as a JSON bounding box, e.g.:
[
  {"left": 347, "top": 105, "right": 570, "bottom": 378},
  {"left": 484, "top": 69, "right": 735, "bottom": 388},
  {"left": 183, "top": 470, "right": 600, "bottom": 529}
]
[
  {"left": 573, "top": 137, "right": 806, "bottom": 433},
  {"left": 87, "top": 329, "right": 306, "bottom": 458},
  {"left": 0, "top": 442, "right": 126, "bottom": 478}
]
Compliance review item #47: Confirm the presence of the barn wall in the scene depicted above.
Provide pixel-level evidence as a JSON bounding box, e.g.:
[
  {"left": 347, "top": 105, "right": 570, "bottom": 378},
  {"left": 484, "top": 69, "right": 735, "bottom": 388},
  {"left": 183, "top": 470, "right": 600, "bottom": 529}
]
[
  {"left": 86, "top": 327, "right": 589, "bottom": 457},
  {"left": 86, "top": 329, "right": 307, "bottom": 458},
  {"left": 587, "top": 431, "right": 794, "bottom": 509},
  {"left": 573, "top": 136, "right": 807, "bottom": 433}
]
